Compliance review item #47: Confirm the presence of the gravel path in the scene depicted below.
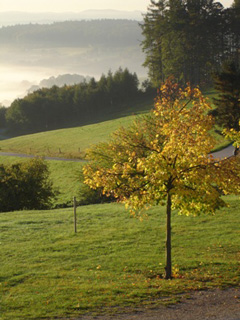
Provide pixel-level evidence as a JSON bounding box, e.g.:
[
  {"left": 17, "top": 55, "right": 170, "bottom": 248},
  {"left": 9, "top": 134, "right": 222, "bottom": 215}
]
[{"left": 71, "top": 288, "right": 240, "bottom": 320}]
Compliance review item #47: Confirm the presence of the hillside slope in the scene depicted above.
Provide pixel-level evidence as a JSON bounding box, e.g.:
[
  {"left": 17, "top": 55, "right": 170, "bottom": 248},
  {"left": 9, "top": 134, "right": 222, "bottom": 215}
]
[{"left": 0, "top": 97, "right": 153, "bottom": 157}]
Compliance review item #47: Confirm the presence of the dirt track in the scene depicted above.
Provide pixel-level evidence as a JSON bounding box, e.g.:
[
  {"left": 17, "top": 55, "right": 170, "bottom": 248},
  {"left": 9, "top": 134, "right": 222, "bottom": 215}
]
[{"left": 70, "top": 288, "right": 240, "bottom": 320}]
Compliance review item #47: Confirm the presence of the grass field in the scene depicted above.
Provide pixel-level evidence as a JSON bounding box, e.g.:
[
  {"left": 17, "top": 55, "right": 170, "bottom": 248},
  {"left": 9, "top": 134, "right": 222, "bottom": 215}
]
[
  {"left": 0, "top": 90, "right": 238, "bottom": 319},
  {"left": 0, "top": 97, "right": 153, "bottom": 158},
  {"left": 1, "top": 196, "right": 239, "bottom": 319}
]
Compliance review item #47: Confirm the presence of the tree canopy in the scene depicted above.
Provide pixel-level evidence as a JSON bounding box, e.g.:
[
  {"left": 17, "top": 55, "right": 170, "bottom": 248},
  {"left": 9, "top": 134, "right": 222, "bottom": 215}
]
[
  {"left": 83, "top": 78, "right": 240, "bottom": 279},
  {"left": 213, "top": 61, "right": 240, "bottom": 130}
]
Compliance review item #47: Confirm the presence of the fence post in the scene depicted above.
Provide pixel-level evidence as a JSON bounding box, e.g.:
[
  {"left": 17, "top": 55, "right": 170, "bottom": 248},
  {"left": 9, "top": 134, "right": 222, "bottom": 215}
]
[{"left": 73, "top": 196, "right": 77, "bottom": 233}]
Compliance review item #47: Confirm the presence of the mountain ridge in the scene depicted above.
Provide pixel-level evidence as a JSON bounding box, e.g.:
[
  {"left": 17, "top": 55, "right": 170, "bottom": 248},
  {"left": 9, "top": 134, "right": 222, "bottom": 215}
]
[{"left": 0, "top": 10, "right": 144, "bottom": 27}]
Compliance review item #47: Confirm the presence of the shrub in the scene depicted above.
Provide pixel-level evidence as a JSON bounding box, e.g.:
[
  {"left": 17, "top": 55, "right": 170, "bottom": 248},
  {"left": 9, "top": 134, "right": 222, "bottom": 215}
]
[{"left": 0, "top": 158, "right": 56, "bottom": 212}]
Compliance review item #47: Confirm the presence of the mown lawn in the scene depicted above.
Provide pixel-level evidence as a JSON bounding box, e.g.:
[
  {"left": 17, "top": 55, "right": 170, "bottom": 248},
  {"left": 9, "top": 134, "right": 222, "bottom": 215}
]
[{"left": 1, "top": 196, "right": 239, "bottom": 319}]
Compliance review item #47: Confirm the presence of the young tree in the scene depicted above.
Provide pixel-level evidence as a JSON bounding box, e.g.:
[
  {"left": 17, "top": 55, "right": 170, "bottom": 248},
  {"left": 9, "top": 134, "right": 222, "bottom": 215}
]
[{"left": 83, "top": 78, "right": 240, "bottom": 279}]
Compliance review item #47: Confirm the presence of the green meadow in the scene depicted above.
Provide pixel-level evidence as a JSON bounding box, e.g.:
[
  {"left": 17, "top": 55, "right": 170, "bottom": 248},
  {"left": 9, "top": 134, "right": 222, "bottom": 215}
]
[
  {"left": 0, "top": 89, "right": 238, "bottom": 319},
  {"left": 0, "top": 97, "right": 153, "bottom": 158},
  {"left": 1, "top": 197, "right": 239, "bottom": 320}
]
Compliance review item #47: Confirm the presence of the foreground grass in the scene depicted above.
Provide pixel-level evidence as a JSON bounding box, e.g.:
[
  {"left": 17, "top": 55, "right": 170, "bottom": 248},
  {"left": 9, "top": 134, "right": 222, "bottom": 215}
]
[{"left": 1, "top": 196, "right": 239, "bottom": 319}]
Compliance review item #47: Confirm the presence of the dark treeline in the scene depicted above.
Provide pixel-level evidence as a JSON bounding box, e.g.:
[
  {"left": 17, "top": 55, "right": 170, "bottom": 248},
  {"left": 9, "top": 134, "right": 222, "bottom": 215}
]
[
  {"left": 141, "top": 0, "right": 240, "bottom": 86},
  {"left": 2, "top": 68, "right": 149, "bottom": 135},
  {"left": 0, "top": 20, "right": 143, "bottom": 49}
]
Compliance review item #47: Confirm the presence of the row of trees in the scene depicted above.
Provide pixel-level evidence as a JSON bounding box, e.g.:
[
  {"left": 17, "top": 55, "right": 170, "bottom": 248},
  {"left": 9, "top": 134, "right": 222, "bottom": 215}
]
[
  {"left": 141, "top": 0, "right": 240, "bottom": 86},
  {"left": 2, "top": 68, "right": 144, "bottom": 134}
]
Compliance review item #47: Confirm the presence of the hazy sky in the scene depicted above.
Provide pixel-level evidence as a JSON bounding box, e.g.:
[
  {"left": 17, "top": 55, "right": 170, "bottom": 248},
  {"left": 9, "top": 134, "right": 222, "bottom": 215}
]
[{"left": 0, "top": 0, "right": 234, "bottom": 12}]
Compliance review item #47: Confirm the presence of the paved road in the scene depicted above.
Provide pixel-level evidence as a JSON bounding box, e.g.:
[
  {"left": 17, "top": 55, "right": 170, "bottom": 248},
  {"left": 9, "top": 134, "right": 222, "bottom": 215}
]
[{"left": 211, "top": 144, "right": 235, "bottom": 159}]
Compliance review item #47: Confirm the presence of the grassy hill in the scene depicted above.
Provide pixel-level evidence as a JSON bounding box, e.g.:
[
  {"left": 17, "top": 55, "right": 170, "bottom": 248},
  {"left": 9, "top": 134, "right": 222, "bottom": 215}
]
[
  {"left": 0, "top": 97, "right": 154, "bottom": 207},
  {"left": 0, "top": 91, "right": 229, "bottom": 158},
  {"left": 0, "top": 97, "right": 153, "bottom": 158},
  {"left": 1, "top": 196, "right": 239, "bottom": 319}
]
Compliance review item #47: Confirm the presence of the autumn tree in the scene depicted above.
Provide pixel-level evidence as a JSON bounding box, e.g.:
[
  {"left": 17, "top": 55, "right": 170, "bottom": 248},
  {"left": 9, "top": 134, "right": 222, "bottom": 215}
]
[
  {"left": 83, "top": 78, "right": 240, "bottom": 279},
  {"left": 223, "top": 122, "right": 240, "bottom": 155}
]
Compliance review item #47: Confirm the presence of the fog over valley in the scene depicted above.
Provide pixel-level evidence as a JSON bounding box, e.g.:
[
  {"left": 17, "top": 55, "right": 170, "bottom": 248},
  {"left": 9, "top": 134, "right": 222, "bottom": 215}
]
[{"left": 0, "top": 19, "right": 146, "bottom": 106}]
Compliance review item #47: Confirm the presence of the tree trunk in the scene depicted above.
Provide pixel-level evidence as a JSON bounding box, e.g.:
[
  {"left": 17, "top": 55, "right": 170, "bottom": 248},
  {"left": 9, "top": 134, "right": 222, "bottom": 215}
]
[{"left": 165, "top": 192, "right": 172, "bottom": 279}]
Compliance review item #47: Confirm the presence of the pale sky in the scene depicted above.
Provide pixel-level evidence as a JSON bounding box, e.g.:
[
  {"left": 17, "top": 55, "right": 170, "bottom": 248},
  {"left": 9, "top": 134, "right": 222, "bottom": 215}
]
[{"left": 0, "top": 0, "right": 234, "bottom": 13}]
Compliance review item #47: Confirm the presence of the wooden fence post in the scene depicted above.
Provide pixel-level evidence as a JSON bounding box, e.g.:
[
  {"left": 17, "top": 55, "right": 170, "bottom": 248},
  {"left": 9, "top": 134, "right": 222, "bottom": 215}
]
[{"left": 73, "top": 197, "right": 77, "bottom": 233}]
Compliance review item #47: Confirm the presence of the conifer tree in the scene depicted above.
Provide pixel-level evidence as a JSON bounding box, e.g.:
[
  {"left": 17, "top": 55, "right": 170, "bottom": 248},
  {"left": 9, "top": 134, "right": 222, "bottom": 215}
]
[
  {"left": 141, "top": 0, "right": 228, "bottom": 86},
  {"left": 213, "top": 61, "right": 240, "bottom": 130}
]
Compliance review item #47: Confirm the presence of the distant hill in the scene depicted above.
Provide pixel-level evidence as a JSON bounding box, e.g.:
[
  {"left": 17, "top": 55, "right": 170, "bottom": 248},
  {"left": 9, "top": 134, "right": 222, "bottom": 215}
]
[
  {"left": 0, "top": 10, "right": 144, "bottom": 27},
  {"left": 0, "top": 20, "right": 143, "bottom": 48},
  {"left": 28, "top": 74, "right": 91, "bottom": 93}
]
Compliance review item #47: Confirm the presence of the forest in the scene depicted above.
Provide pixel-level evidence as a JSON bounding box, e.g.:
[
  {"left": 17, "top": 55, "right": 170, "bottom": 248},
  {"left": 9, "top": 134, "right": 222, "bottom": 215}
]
[
  {"left": 0, "top": 20, "right": 143, "bottom": 49},
  {"left": 142, "top": 0, "right": 240, "bottom": 86},
  {"left": 0, "top": 1, "right": 239, "bottom": 135},
  {"left": 0, "top": 68, "right": 148, "bottom": 134}
]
